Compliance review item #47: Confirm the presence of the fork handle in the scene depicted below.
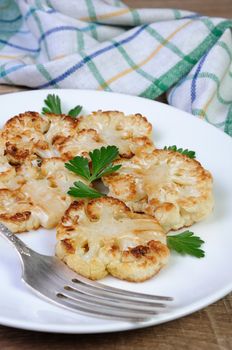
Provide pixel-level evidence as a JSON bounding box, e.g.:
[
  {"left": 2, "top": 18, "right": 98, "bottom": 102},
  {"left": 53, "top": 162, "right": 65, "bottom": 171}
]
[{"left": 0, "top": 223, "right": 32, "bottom": 257}]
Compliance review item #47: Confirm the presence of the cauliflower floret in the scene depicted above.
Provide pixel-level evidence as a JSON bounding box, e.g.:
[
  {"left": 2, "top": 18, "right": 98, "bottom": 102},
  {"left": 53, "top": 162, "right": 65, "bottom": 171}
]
[
  {"left": 103, "top": 150, "right": 214, "bottom": 232},
  {"left": 3, "top": 111, "right": 49, "bottom": 135},
  {"left": 0, "top": 189, "right": 40, "bottom": 233},
  {"left": 0, "top": 149, "right": 41, "bottom": 190},
  {"left": 1, "top": 110, "right": 154, "bottom": 164},
  {"left": 53, "top": 129, "right": 105, "bottom": 160},
  {"left": 0, "top": 155, "right": 85, "bottom": 231},
  {"left": 20, "top": 157, "right": 89, "bottom": 229},
  {"left": 2, "top": 112, "right": 81, "bottom": 163},
  {"left": 77, "top": 110, "right": 154, "bottom": 157},
  {"left": 16, "top": 157, "right": 41, "bottom": 182},
  {"left": 0, "top": 156, "right": 17, "bottom": 189},
  {"left": 44, "top": 113, "right": 78, "bottom": 145},
  {"left": 21, "top": 159, "right": 69, "bottom": 229},
  {"left": 21, "top": 178, "right": 71, "bottom": 229},
  {"left": 40, "top": 157, "right": 88, "bottom": 193},
  {"left": 0, "top": 159, "right": 74, "bottom": 231},
  {"left": 0, "top": 132, "right": 6, "bottom": 156},
  {"left": 2, "top": 112, "right": 51, "bottom": 163},
  {"left": 56, "top": 197, "right": 169, "bottom": 282}
]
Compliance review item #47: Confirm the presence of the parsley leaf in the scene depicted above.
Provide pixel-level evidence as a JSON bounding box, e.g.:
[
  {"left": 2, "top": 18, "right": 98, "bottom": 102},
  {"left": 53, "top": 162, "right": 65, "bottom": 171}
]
[
  {"left": 96, "top": 164, "right": 122, "bottom": 178},
  {"left": 164, "top": 145, "right": 196, "bottom": 159},
  {"left": 65, "top": 146, "right": 121, "bottom": 182},
  {"left": 65, "top": 156, "right": 91, "bottom": 181},
  {"left": 68, "top": 105, "right": 82, "bottom": 118},
  {"left": 65, "top": 146, "right": 121, "bottom": 198},
  {"left": 167, "top": 231, "right": 205, "bottom": 258},
  {"left": 68, "top": 181, "right": 104, "bottom": 199},
  {"left": 89, "top": 146, "right": 121, "bottom": 181},
  {"left": 42, "top": 94, "right": 82, "bottom": 118},
  {"left": 42, "top": 94, "right": 62, "bottom": 115}
]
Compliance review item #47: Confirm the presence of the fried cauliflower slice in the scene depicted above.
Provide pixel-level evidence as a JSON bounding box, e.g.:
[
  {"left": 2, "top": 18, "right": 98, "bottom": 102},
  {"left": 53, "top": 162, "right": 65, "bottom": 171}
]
[
  {"left": 0, "top": 156, "right": 17, "bottom": 189},
  {"left": 2, "top": 111, "right": 51, "bottom": 163},
  {"left": 56, "top": 197, "right": 169, "bottom": 282},
  {"left": 103, "top": 150, "right": 214, "bottom": 233},
  {"left": 16, "top": 156, "right": 41, "bottom": 183},
  {"left": 0, "top": 138, "right": 40, "bottom": 190},
  {"left": 21, "top": 157, "right": 88, "bottom": 229},
  {"left": 0, "top": 156, "right": 73, "bottom": 232},
  {"left": 1, "top": 112, "right": 79, "bottom": 164},
  {"left": 0, "top": 132, "right": 6, "bottom": 156},
  {"left": 0, "top": 178, "right": 72, "bottom": 232},
  {"left": 53, "top": 129, "right": 105, "bottom": 160},
  {"left": 1, "top": 110, "right": 154, "bottom": 165},
  {"left": 0, "top": 155, "right": 89, "bottom": 232},
  {"left": 3, "top": 111, "right": 49, "bottom": 136},
  {"left": 77, "top": 110, "right": 154, "bottom": 157},
  {"left": 21, "top": 178, "right": 71, "bottom": 229},
  {"left": 43, "top": 113, "right": 78, "bottom": 145},
  {"left": 40, "top": 157, "right": 88, "bottom": 193},
  {"left": 0, "top": 189, "right": 40, "bottom": 233}
]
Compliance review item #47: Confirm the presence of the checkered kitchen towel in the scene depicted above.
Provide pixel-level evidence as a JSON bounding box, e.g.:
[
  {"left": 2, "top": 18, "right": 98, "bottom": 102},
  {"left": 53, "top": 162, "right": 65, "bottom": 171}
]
[{"left": 0, "top": 0, "right": 232, "bottom": 136}]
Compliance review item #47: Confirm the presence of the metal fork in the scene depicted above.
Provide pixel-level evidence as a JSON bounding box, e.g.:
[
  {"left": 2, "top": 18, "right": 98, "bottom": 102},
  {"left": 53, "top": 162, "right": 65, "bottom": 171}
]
[{"left": 0, "top": 223, "right": 173, "bottom": 322}]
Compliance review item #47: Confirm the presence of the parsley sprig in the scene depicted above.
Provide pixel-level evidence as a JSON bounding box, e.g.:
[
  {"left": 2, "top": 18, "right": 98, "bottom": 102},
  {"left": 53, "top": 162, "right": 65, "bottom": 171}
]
[
  {"left": 68, "top": 181, "right": 103, "bottom": 199},
  {"left": 42, "top": 94, "right": 82, "bottom": 118},
  {"left": 164, "top": 145, "right": 196, "bottom": 159},
  {"left": 66, "top": 146, "right": 121, "bottom": 198},
  {"left": 167, "top": 230, "right": 205, "bottom": 258},
  {"left": 65, "top": 146, "right": 121, "bottom": 183}
]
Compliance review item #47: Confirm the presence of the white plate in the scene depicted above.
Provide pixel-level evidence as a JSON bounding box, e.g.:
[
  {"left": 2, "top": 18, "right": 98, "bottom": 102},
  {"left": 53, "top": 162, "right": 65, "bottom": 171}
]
[{"left": 0, "top": 89, "right": 232, "bottom": 334}]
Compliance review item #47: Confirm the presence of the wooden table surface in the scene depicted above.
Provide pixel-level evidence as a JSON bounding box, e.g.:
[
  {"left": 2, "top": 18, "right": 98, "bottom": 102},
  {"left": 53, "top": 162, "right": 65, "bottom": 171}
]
[{"left": 0, "top": 1, "right": 232, "bottom": 349}]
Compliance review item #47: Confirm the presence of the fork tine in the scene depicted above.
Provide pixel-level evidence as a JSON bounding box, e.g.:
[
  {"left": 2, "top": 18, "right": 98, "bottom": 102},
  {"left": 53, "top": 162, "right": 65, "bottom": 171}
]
[
  {"left": 24, "top": 279, "right": 153, "bottom": 322},
  {"left": 56, "top": 291, "right": 157, "bottom": 320},
  {"left": 63, "top": 284, "right": 166, "bottom": 308},
  {"left": 62, "top": 286, "right": 166, "bottom": 310},
  {"left": 70, "top": 277, "right": 173, "bottom": 302},
  {"left": 55, "top": 294, "right": 150, "bottom": 322}
]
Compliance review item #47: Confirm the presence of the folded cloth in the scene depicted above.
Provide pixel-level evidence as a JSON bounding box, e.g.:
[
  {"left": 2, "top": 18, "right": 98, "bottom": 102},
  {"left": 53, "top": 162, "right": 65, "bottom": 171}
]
[{"left": 0, "top": 0, "right": 232, "bottom": 136}]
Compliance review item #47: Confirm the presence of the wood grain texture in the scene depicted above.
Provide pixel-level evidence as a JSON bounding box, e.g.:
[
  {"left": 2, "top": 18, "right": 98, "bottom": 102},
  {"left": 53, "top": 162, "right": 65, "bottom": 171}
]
[
  {"left": 0, "top": 85, "right": 28, "bottom": 94},
  {"left": 125, "top": 0, "right": 232, "bottom": 18},
  {"left": 0, "top": 0, "right": 232, "bottom": 349}
]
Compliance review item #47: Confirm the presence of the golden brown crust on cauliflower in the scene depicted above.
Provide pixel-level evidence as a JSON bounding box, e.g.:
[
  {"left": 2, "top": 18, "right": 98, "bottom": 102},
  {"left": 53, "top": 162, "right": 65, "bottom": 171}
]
[
  {"left": 3, "top": 111, "right": 49, "bottom": 133},
  {"left": 0, "top": 153, "right": 88, "bottom": 232},
  {"left": 77, "top": 110, "right": 154, "bottom": 157},
  {"left": 0, "top": 189, "right": 40, "bottom": 232},
  {"left": 0, "top": 156, "right": 17, "bottom": 189},
  {"left": 43, "top": 113, "right": 78, "bottom": 144},
  {"left": 40, "top": 157, "right": 88, "bottom": 193},
  {"left": 54, "top": 129, "right": 105, "bottom": 160},
  {"left": 56, "top": 197, "right": 169, "bottom": 282},
  {"left": 1, "top": 110, "right": 154, "bottom": 165},
  {"left": 2, "top": 112, "right": 51, "bottom": 164},
  {"left": 4, "top": 141, "right": 30, "bottom": 164},
  {"left": 22, "top": 178, "right": 72, "bottom": 229},
  {"left": 19, "top": 157, "right": 89, "bottom": 230},
  {"left": 103, "top": 150, "right": 214, "bottom": 232},
  {"left": 2, "top": 112, "right": 79, "bottom": 164}
]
